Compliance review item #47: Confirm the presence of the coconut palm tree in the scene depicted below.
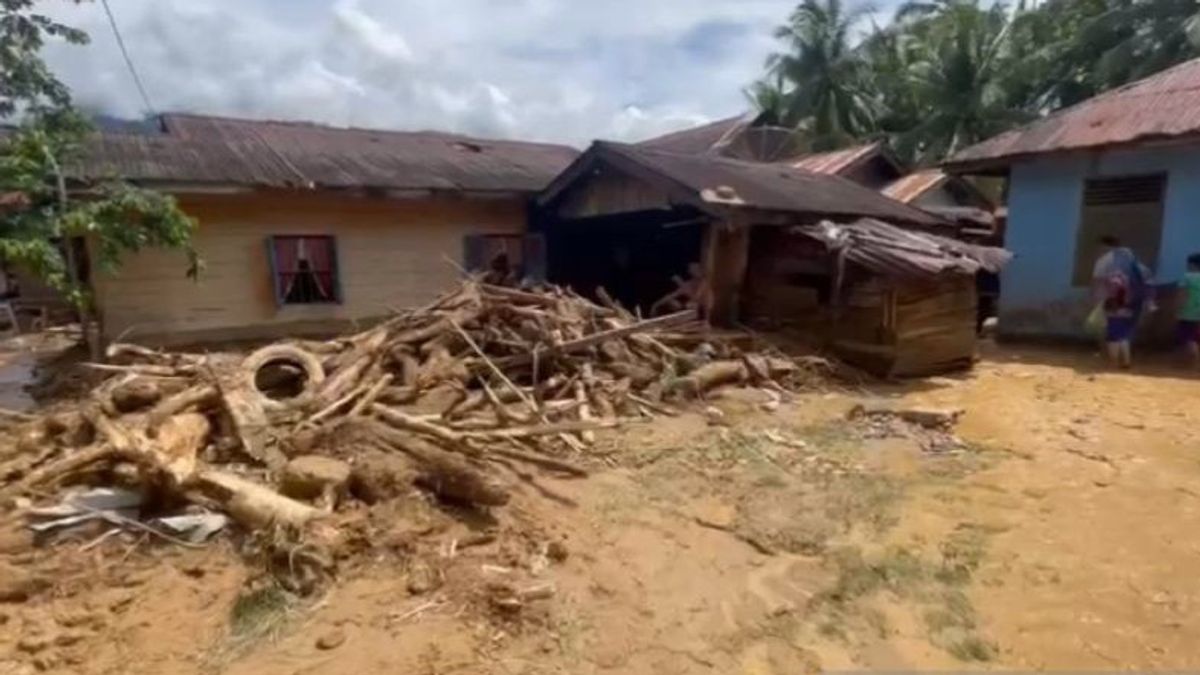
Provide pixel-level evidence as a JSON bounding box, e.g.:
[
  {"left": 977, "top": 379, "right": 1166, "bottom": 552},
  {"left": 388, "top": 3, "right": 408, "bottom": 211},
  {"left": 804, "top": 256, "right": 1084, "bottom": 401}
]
[
  {"left": 893, "top": 0, "right": 1030, "bottom": 163},
  {"left": 767, "top": 0, "right": 878, "bottom": 149}
]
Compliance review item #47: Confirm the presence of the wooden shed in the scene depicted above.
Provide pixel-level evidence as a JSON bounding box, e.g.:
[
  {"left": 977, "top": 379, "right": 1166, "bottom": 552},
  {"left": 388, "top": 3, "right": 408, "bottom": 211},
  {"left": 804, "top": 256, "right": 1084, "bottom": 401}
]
[
  {"left": 534, "top": 141, "right": 947, "bottom": 325},
  {"left": 742, "top": 219, "right": 1011, "bottom": 377}
]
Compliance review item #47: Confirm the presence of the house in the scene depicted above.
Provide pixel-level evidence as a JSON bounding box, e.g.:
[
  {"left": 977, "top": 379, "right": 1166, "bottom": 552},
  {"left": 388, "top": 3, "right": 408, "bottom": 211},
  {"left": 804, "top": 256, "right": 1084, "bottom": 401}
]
[
  {"left": 533, "top": 141, "right": 1009, "bottom": 375},
  {"left": 639, "top": 121, "right": 995, "bottom": 231},
  {"left": 70, "top": 113, "right": 578, "bottom": 345},
  {"left": 945, "top": 57, "right": 1200, "bottom": 340}
]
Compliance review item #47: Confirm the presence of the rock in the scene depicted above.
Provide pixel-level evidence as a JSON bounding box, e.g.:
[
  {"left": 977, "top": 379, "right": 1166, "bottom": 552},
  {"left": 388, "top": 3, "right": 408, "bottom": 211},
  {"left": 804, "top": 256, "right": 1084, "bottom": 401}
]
[
  {"left": 0, "top": 561, "right": 49, "bottom": 603},
  {"left": 280, "top": 455, "right": 351, "bottom": 502},
  {"left": 546, "top": 540, "right": 569, "bottom": 563},
  {"left": 349, "top": 452, "right": 416, "bottom": 504},
  {"left": 406, "top": 559, "right": 440, "bottom": 596},
  {"left": 315, "top": 629, "right": 346, "bottom": 651}
]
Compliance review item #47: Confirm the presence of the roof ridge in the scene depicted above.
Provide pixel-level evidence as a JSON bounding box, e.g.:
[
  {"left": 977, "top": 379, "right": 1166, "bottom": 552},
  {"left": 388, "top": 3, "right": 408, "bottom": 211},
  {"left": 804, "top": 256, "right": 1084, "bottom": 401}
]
[{"left": 158, "top": 112, "right": 577, "bottom": 150}]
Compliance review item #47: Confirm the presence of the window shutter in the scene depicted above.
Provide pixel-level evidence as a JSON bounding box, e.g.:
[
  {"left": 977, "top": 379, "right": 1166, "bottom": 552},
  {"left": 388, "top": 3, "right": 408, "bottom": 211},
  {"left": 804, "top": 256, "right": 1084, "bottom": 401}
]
[
  {"left": 265, "top": 236, "right": 282, "bottom": 306},
  {"left": 463, "top": 234, "right": 487, "bottom": 273}
]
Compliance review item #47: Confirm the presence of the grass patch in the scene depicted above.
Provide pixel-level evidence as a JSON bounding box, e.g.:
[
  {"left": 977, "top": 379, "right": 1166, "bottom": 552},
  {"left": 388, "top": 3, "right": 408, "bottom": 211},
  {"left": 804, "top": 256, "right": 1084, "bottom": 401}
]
[
  {"left": 808, "top": 529, "right": 998, "bottom": 663},
  {"left": 204, "top": 582, "right": 302, "bottom": 669}
]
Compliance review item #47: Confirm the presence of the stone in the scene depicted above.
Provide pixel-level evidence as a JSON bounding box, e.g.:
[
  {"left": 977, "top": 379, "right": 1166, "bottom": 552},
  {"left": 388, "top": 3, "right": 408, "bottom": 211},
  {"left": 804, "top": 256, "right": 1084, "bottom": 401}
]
[
  {"left": 546, "top": 540, "right": 569, "bottom": 563},
  {"left": 406, "top": 559, "right": 440, "bottom": 596},
  {"left": 315, "top": 629, "right": 346, "bottom": 651},
  {"left": 280, "top": 455, "right": 351, "bottom": 502},
  {"left": 0, "top": 562, "right": 49, "bottom": 603}
]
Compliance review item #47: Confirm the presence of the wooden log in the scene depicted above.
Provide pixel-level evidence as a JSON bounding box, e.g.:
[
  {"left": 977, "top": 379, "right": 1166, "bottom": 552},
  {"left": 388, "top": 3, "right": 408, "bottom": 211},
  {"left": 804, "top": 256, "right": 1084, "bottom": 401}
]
[
  {"left": 361, "top": 421, "right": 509, "bottom": 506},
  {"left": 349, "top": 373, "right": 395, "bottom": 417},
  {"left": 192, "top": 469, "right": 323, "bottom": 529},
  {"left": 146, "top": 384, "right": 219, "bottom": 430},
  {"left": 154, "top": 413, "right": 211, "bottom": 486},
  {"left": 669, "top": 360, "right": 748, "bottom": 398},
  {"left": 489, "top": 310, "right": 695, "bottom": 369},
  {"left": 0, "top": 444, "right": 115, "bottom": 502}
]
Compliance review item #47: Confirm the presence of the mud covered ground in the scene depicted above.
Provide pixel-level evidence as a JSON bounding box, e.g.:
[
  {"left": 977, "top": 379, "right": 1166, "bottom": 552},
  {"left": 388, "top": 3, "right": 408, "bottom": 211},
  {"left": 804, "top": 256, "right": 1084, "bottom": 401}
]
[{"left": 2, "top": 344, "right": 1199, "bottom": 673}]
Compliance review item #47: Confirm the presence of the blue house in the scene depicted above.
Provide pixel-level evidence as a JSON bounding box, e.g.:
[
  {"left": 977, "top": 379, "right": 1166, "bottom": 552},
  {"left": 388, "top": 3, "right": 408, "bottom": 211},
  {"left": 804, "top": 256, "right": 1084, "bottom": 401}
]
[{"left": 945, "top": 58, "right": 1200, "bottom": 340}]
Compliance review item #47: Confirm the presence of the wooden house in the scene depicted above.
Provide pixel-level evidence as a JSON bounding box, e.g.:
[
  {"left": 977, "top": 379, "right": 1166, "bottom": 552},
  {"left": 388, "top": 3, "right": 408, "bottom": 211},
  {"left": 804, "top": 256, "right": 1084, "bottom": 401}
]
[
  {"left": 535, "top": 142, "right": 1010, "bottom": 377},
  {"left": 69, "top": 114, "right": 577, "bottom": 345}
]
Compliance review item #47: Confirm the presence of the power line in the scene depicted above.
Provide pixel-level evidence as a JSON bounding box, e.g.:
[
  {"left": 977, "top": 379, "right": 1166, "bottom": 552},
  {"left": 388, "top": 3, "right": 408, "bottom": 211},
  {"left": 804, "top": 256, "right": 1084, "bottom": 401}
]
[{"left": 99, "top": 0, "right": 156, "bottom": 117}]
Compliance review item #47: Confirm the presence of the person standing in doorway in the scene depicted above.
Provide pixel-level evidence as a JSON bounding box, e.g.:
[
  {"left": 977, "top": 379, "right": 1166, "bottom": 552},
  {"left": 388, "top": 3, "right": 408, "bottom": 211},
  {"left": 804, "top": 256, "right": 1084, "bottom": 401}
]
[
  {"left": 1176, "top": 253, "right": 1200, "bottom": 367},
  {"left": 1092, "top": 236, "right": 1151, "bottom": 368}
]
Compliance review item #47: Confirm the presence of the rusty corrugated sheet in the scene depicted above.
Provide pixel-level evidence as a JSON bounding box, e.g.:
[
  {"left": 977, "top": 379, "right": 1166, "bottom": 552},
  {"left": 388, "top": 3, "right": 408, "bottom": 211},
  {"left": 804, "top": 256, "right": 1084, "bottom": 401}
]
[
  {"left": 72, "top": 113, "right": 580, "bottom": 193},
  {"left": 797, "top": 218, "right": 1012, "bottom": 277},
  {"left": 562, "top": 142, "right": 943, "bottom": 226},
  {"left": 880, "top": 169, "right": 949, "bottom": 204},
  {"left": 948, "top": 57, "right": 1200, "bottom": 169},
  {"left": 788, "top": 142, "right": 882, "bottom": 175}
]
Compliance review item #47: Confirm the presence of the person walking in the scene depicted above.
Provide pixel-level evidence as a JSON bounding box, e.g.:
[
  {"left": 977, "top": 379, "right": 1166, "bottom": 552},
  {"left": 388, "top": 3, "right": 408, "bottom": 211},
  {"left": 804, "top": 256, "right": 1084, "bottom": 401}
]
[{"left": 1092, "top": 236, "right": 1151, "bottom": 368}]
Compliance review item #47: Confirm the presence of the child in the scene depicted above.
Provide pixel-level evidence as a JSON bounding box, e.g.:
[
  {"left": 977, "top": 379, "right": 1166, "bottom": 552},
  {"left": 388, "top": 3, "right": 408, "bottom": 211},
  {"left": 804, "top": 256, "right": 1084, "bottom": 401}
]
[{"left": 1178, "top": 253, "right": 1200, "bottom": 366}]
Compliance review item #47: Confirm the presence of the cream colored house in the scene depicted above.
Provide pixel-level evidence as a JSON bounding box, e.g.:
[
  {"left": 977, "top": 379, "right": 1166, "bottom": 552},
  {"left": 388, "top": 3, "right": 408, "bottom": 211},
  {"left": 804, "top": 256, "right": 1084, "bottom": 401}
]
[{"left": 79, "top": 114, "right": 577, "bottom": 345}]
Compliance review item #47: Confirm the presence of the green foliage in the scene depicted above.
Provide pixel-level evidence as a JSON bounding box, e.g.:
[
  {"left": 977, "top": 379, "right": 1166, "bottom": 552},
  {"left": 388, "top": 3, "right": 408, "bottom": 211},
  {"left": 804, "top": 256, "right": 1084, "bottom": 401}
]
[
  {"left": 757, "top": 0, "right": 1200, "bottom": 165},
  {"left": 1, "top": 0, "right": 196, "bottom": 312}
]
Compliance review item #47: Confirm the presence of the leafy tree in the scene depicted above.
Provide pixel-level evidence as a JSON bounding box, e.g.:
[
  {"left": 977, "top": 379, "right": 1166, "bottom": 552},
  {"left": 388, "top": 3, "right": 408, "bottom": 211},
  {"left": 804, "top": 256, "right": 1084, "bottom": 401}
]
[
  {"left": 0, "top": 0, "right": 196, "bottom": 348},
  {"left": 757, "top": 0, "right": 1200, "bottom": 165},
  {"left": 764, "top": 0, "right": 879, "bottom": 149}
]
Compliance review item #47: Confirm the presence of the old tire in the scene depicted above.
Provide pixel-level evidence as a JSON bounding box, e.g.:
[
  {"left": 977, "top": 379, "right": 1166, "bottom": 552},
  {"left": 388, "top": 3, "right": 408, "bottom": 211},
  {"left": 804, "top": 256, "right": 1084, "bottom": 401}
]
[{"left": 242, "top": 344, "right": 326, "bottom": 411}]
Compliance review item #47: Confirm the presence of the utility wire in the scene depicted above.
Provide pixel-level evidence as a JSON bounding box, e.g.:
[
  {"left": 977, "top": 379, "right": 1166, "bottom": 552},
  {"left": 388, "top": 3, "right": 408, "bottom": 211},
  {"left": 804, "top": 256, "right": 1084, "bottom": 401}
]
[{"left": 99, "top": 0, "right": 156, "bottom": 116}]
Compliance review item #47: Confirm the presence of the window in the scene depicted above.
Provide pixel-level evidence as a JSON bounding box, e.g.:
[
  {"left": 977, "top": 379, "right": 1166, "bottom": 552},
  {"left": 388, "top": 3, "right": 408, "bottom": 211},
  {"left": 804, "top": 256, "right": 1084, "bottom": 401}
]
[
  {"left": 267, "top": 235, "right": 341, "bottom": 305},
  {"left": 1072, "top": 174, "right": 1166, "bottom": 286}
]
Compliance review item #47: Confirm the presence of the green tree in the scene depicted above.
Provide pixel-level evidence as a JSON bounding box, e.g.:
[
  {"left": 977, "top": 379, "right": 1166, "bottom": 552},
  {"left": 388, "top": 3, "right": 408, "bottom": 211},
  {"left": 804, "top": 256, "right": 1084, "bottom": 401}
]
[
  {"left": 0, "top": 0, "right": 196, "bottom": 349},
  {"left": 765, "top": 0, "right": 878, "bottom": 149},
  {"left": 894, "top": 0, "right": 1030, "bottom": 163}
]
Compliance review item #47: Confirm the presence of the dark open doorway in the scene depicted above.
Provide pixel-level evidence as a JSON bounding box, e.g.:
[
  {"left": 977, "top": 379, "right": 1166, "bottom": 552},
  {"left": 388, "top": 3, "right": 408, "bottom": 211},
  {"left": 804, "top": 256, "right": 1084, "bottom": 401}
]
[{"left": 543, "top": 211, "right": 705, "bottom": 314}]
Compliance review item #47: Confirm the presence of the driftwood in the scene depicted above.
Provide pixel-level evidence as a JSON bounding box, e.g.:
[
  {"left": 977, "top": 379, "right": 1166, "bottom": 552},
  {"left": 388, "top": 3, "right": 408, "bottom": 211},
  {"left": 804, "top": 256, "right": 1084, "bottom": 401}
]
[{"left": 1, "top": 279, "right": 809, "bottom": 541}]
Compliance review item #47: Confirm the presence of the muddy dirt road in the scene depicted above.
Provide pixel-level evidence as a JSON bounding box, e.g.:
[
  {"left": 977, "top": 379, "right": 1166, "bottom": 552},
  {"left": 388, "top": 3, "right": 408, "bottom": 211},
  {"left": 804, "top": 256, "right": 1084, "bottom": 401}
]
[{"left": 2, "top": 346, "right": 1199, "bottom": 673}]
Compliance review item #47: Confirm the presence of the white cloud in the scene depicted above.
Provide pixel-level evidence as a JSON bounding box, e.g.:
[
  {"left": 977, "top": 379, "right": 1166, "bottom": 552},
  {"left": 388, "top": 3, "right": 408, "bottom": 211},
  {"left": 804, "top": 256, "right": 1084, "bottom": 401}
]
[{"left": 37, "top": 0, "right": 815, "bottom": 145}]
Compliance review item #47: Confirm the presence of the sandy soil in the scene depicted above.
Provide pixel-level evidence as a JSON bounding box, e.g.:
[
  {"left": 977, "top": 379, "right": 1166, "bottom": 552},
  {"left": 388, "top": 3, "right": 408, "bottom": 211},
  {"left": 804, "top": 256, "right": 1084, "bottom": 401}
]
[{"left": 3, "top": 344, "right": 1200, "bottom": 673}]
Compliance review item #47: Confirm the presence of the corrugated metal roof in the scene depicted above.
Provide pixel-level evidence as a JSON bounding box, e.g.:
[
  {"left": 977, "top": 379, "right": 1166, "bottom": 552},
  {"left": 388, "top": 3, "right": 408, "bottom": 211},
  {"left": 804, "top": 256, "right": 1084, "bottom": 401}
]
[
  {"left": 788, "top": 142, "right": 883, "bottom": 175},
  {"left": 947, "top": 57, "right": 1200, "bottom": 170},
  {"left": 797, "top": 218, "right": 1011, "bottom": 277},
  {"left": 541, "top": 142, "right": 943, "bottom": 226},
  {"left": 637, "top": 116, "right": 751, "bottom": 154},
  {"left": 880, "top": 169, "right": 949, "bottom": 203},
  {"left": 71, "top": 113, "right": 580, "bottom": 193}
]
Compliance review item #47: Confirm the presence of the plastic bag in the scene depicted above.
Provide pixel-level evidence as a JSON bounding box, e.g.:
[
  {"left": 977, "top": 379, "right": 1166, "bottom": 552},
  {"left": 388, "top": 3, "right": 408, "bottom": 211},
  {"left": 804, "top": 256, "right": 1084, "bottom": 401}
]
[{"left": 1085, "top": 302, "right": 1105, "bottom": 337}]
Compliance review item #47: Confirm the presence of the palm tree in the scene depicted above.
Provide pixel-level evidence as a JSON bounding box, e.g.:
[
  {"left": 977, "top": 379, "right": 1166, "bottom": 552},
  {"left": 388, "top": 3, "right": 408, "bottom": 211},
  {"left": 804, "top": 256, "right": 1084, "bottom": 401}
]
[
  {"left": 767, "top": 0, "right": 878, "bottom": 149},
  {"left": 894, "top": 0, "right": 1029, "bottom": 163}
]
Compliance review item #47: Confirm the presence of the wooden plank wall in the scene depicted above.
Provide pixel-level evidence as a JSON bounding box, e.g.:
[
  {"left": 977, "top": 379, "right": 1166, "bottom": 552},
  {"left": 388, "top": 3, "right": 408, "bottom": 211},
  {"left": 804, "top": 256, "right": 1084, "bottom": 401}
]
[{"left": 91, "top": 191, "right": 525, "bottom": 344}]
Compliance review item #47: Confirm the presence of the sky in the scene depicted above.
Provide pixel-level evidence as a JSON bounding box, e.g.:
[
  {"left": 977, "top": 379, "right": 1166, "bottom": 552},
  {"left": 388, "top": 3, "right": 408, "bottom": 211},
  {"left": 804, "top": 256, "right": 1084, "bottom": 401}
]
[{"left": 36, "top": 0, "right": 826, "bottom": 147}]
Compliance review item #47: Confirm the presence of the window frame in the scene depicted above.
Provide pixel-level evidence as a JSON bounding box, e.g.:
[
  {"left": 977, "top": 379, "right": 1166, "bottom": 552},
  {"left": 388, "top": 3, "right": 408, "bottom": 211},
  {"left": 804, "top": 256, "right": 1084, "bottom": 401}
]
[
  {"left": 1071, "top": 173, "right": 1167, "bottom": 288},
  {"left": 266, "top": 234, "right": 343, "bottom": 306}
]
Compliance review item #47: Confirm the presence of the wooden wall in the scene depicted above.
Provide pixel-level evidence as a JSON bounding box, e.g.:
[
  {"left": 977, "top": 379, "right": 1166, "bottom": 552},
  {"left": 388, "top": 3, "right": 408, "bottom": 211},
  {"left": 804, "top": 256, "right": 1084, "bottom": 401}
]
[{"left": 91, "top": 190, "right": 526, "bottom": 344}]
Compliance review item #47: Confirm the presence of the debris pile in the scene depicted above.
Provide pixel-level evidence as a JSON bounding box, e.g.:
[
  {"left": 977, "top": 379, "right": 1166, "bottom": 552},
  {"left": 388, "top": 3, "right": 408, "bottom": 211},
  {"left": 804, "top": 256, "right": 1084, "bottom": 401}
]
[
  {"left": 846, "top": 404, "right": 966, "bottom": 453},
  {"left": 0, "top": 281, "right": 808, "bottom": 559}
]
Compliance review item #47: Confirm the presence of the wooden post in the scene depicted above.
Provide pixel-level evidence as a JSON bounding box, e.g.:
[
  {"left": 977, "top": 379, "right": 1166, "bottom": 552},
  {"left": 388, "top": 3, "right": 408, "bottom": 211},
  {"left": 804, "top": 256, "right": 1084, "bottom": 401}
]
[{"left": 703, "top": 219, "right": 751, "bottom": 327}]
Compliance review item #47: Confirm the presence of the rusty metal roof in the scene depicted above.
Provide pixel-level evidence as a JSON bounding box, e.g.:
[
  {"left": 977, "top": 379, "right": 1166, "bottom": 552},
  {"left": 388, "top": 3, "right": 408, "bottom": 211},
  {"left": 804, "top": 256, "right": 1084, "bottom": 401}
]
[
  {"left": 788, "top": 142, "right": 885, "bottom": 175},
  {"left": 539, "top": 142, "right": 943, "bottom": 226},
  {"left": 797, "top": 218, "right": 1011, "bottom": 278},
  {"left": 881, "top": 169, "right": 950, "bottom": 203},
  {"left": 947, "top": 57, "right": 1200, "bottom": 171},
  {"left": 72, "top": 113, "right": 580, "bottom": 193}
]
